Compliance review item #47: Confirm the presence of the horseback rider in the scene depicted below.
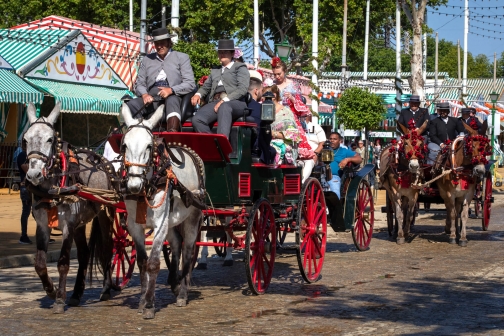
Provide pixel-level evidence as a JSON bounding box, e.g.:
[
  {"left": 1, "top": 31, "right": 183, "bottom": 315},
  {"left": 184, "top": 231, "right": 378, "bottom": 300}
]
[
  {"left": 397, "top": 95, "right": 429, "bottom": 136},
  {"left": 427, "top": 102, "right": 465, "bottom": 165},
  {"left": 127, "top": 28, "right": 196, "bottom": 132},
  {"left": 459, "top": 107, "right": 482, "bottom": 133}
]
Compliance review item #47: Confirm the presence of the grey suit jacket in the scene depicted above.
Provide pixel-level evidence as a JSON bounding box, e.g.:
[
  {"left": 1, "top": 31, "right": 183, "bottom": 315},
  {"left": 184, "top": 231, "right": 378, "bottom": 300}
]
[
  {"left": 197, "top": 62, "right": 250, "bottom": 102},
  {"left": 134, "top": 51, "right": 195, "bottom": 97}
]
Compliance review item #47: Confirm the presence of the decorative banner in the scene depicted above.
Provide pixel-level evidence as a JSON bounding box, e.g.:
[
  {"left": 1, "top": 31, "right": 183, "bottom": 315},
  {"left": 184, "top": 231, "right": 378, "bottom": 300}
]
[
  {"left": 26, "top": 34, "right": 127, "bottom": 89},
  {"left": 0, "top": 55, "right": 13, "bottom": 70}
]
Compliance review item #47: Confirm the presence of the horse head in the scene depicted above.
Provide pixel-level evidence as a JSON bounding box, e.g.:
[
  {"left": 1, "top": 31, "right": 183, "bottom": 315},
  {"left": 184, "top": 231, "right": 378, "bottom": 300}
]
[
  {"left": 120, "top": 103, "right": 164, "bottom": 194},
  {"left": 23, "top": 103, "right": 61, "bottom": 186},
  {"left": 397, "top": 120, "right": 429, "bottom": 175},
  {"left": 460, "top": 122, "right": 490, "bottom": 180}
]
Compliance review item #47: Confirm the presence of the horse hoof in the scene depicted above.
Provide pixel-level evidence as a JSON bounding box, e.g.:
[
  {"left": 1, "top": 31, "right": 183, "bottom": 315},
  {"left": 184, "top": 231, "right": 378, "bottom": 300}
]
[
  {"left": 100, "top": 293, "right": 111, "bottom": 301},
  {"left": 459, "top": 240, "right": 468, "bottom": 247},
  {"left": 53, "top": 303, "right": 65, "bottom": 314},
  {"left": 449, "top": 238, "right": 457, "bottom": 244},
  {"left": 46, "top": 288, "right": 57, "bottom": 300},
  {"left": 223, "top": 260, "right": 233, "bottom": 267},
  {"left": 142, "top": 308, "right": 155, "bottom": 319},
  {"left": 68, "top": 297, "right": 80, "bottom": 307},
  {"left": 196, "top": 263, "right": 207, "bottom": 270},
  {"left": 176, "top": 299, "right": 187, "bottom": 307},
  {"left": 396, "top": 238, "right": 405, "bottom": 245}
]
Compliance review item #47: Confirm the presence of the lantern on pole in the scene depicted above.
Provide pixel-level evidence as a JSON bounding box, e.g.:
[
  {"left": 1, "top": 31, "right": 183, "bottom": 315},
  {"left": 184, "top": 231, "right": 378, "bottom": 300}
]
[{"left": 275, "top": 38, "right": 293, "bottom": 62}]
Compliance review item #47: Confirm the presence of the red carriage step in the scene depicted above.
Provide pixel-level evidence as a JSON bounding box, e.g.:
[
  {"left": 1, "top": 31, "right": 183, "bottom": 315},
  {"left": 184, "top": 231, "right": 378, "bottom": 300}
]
[{"left": 110, "top": 132, "right": 233, "bottom": 162}]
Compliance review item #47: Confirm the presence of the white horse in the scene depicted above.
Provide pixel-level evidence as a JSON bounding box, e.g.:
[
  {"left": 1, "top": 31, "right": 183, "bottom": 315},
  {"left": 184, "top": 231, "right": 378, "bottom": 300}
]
[
  {"left": 23, "top": 103, "right": 115, "bottom": 314},
  {"left": 120, "top": 104, "right": 205, "bottom": 319}
]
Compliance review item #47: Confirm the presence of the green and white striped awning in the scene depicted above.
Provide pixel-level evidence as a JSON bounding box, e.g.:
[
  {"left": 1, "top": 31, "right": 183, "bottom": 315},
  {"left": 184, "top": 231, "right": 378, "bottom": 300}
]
[
  {"left": 0, "top": 69, "right": 44, "bottom": 104},
  {"left": 26, "top": 78, "right": 133, "bottom": 115}
]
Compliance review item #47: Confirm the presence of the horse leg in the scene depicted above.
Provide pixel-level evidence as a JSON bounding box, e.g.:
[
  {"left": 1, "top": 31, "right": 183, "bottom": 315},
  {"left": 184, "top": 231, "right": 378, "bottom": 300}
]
[
  {"left": 446, "top": 198, "right": 457, "bottom": 244},
  {"left": 125, "top": 204, "right": 148, "bottom": 314},
  {"left": 98, "top": 208, "right": 116, "bottom": 301},
  {"left": 54, "top": 217, "right": 75, "bottom": 314},
  {"left": 167, "top": 226, "right": 182, "bottom": 295},
  {"left": 223, "top": 231, "right": 233, "bottom": 266},
  {"left": 33, "top": 208, "right": 56, "bottom": 300},
  {"left": 68, "top": 225, "right": 89, "bottom": 307},
  {"left": 404, "top": 194, "right": 417, "bottom": 238},
  {"left": 458, "top": 194, "right": 471, "bottom": 247},
  {"left": 394, "top": 195, "right": 405, "bottom": 245}
]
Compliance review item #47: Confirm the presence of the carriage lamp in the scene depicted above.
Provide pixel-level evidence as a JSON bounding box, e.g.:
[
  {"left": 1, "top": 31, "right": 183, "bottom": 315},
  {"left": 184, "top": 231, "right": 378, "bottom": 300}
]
[
  {"left": 261, "top": 92, "right": 276, "bottom": 124},
  {"left": 275, "top": 37, "right": 293, "bottom": 62},
  {"left": 320, "top": 140, "right": 334, "bottom": 164}
]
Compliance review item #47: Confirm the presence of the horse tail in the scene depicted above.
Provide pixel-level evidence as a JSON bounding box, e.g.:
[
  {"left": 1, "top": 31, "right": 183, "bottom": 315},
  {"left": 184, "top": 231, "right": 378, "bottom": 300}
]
[{"left": 88, "top": 215, "right": 105, "bottom": 286}]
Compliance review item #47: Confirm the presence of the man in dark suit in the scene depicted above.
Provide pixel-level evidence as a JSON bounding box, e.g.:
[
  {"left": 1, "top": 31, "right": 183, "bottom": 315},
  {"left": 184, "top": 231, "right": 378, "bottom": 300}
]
[
  {"left": 459, "top": 107, "right": 482, "bottom": 133},
  {"left": 427, "top": 102, "right": 465, "bottom": 164},
  {"left": 397, "top": 95, "right": 429, "bottom": 135},
  {"left": 191, "top": 39, "right": 250, "bottom": 139},
  {"left": 128, "top": 27, "right": 196, "bottom": 132}
]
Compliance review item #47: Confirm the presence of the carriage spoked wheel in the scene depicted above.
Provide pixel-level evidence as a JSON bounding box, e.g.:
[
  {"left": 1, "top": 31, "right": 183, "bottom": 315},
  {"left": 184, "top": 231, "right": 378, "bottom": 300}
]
[
  {"left": 352, "top": 180, "right": 375, "bottom": 251},
  {"left": 245, "top": 198, "right": 276, "bottom": 295},
  {"left": 296, "top": 178, "right": 327, "bottom": 283},
  {"left": 482, "top": 172, "right": 492, "bottom": 231},
  {"left": 111, "top": 212, "right": 136, "bottom": 289}
]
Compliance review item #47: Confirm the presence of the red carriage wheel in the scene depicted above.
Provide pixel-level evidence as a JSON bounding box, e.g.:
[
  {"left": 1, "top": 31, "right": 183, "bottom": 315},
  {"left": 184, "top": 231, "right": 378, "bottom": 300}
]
[
  {"left": 482, "top": 173, "right": 492, "bottom": 231},
  {"left": 245, "top": 198, "right": 276, "bottom": 295},
  {"left": 352, "top": 180, "right": 374, "bottom": 251},
  {"left": 296, "top": 178, "right": 327, "bottom": 283},
  {"left": 111, "top": 212, "right": 136, "bottom": 289}
]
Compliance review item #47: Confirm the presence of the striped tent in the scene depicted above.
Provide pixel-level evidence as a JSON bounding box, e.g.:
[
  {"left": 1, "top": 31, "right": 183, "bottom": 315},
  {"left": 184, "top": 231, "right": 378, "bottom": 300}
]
[
  {"left": 27, "top": 78, "right": 132, "bottom": 115},
  {"left": 0, "top": 69, "right": 44, "bottom": 104},
  {"left": 12, "top": 16, "right": 154, "bottom": 89}
]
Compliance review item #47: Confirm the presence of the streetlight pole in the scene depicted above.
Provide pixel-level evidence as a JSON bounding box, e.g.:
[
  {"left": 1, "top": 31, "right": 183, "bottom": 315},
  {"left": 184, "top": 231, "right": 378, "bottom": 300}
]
[
  {"left": 312, "top": 0, "right": 319, "bottom": 115},
  {"left": 491, "top": 93, "right": 497, "bottom": 161}
]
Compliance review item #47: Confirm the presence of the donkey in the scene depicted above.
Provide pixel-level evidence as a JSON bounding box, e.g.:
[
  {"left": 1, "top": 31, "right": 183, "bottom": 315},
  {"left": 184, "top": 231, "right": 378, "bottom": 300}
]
[
  {"left": 23, "top": 103, "right": 116, "bottom": 313},
  {"left": 435, "top": 122, "right": 489, "bottom": 246},
  {"left": 120, "top": 104, "right": 205, "bottom": 319},
  {"left": 380, "top": 120, "right": 429, "bottom": 244}
]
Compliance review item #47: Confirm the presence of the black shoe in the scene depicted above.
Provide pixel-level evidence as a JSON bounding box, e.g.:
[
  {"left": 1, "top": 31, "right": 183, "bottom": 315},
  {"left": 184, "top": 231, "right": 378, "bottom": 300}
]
[
  {"left": 49, "top": 239, "right": 56, "bottom": 244},
  {"left": 19, "top": 236, "right": 33, "bottom": 244}
]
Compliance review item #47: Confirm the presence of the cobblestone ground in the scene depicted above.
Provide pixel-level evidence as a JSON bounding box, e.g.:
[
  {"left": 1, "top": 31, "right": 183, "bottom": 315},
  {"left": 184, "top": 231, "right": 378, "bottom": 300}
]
[{"left": 1, "top": 196, "right": 504, "bottom": 335}]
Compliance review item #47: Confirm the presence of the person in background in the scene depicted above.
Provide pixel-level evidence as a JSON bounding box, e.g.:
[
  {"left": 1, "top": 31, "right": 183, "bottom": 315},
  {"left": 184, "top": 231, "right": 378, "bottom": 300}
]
[
  {"left": 368, "top": 141, "right": 374, "bottom": 164},
  {"left": 397, "top": 95, "right": 429, "bottom": 136},
  {"left": 17, "top": 141, "right": 32, "bottom": 244},
  {"left": 351, "top": 143, "right": 357, "bottom": 152},
  {"left": 328, "top": 132, "right": 362, "bottom": 199},
  {"left": 354, "top": 140, "right": 366, "bottom": 168},
  {"left": 234, "top": 48, "right": 244, "bottom": 63},
  {"left": 305, "top": 113, "right": 327, "bottom": 156},
  {"left": 459, "top": 108, "right": 482, "bottom": 133}
]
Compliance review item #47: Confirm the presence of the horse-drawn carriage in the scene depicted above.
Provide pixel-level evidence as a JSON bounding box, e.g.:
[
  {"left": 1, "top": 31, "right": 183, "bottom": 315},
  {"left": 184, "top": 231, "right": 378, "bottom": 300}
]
[
  {"left": 22, "top": 100, "right": 375, "bottom": 318},
  {"left": 380, "top": 120, "right": 494, "bottom": 246}
]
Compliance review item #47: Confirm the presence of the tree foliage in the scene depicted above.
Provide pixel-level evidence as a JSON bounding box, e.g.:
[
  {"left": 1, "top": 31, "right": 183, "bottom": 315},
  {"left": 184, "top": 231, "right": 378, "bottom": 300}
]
[
  {"left": 337, "top": 87, "right": 386, "bottom": 131},
  {"left": 172, "top": 40, "right": 220, "bottom": 81}
]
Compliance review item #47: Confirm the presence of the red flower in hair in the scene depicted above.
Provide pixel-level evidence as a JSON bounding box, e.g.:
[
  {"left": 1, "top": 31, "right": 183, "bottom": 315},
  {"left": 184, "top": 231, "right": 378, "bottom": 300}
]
[
  {"left": 198, "top": 75, "right": 208, "bottom": 86},
  {"left": 271, "top": 56, "right": 281, "bottom": 68}
]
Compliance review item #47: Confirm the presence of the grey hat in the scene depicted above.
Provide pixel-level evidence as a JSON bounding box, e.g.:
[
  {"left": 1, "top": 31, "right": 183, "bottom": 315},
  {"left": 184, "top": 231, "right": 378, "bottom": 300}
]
[
  {"left": 461, "top": 107, "right": 476, "bottom": 114},
  {"left": 436, "top": 102, "right": 450, "bottom": 109},
  {"left": 217, "top": 39, "right": 235, "bottom": 51},
  {"left": 409, "top": 95, "right": 421, "bottom": 103},
  {"left": 150, "top": 28, "right": 177, "bottom": 42}
]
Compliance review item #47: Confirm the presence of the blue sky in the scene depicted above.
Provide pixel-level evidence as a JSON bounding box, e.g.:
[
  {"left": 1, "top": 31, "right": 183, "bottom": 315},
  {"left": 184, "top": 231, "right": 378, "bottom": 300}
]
[{"left": 428, "top": 0, "right": 504, "bottom": 59}]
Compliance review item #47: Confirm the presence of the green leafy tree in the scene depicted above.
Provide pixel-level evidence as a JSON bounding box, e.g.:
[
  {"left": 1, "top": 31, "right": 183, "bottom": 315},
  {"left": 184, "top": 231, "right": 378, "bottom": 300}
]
[
  {"left": 172, "top": 40, "right": 220, "bottom": 81},
  {"left": 337, "top": 87, "right": 386, "bottom": 134}
]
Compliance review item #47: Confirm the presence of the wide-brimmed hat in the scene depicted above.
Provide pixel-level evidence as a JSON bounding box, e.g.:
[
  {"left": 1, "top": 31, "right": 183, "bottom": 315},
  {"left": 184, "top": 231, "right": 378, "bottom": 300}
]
[
  {"left": 150, "top": 28, "right": 177, "bottom": 42},
  {"left": 461, "top": 107, "right": 476, "bottom": 114},
  {"left": 217, "top": 39, "right": 235, "bottom": 51},
  {"left": 436, "top": 102, "right": 450, "bottom": 109},
  {"left": 409, "top": 95, "right": 421, "bottom": 103}
]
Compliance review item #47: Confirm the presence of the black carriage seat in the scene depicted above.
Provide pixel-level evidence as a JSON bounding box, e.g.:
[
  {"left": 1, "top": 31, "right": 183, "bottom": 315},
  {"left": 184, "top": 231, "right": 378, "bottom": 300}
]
[{"left": 180, "top": 87, "right": 198, "bottom": 123}]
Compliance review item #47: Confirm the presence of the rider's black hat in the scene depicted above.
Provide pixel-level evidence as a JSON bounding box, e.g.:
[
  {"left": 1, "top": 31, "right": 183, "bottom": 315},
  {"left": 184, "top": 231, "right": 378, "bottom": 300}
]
[
  {"left": 461, "top": 107, "right": 476, "bottom": 114},
  {"left": 217, "top": 39, "right": 235, "bottom": 51},
  {"left": 150, "top": 28, "right": 177, "bottom": 42},
  {"left": 436, "top": 102, "right": 450, "bottom": 109},
  {"left": 409, "top": 95, "right": 421, "bottom": 103}
]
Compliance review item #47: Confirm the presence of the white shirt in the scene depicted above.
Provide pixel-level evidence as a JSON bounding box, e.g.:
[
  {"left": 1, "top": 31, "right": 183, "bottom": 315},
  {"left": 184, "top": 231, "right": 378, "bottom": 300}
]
[
  {"left": 196, "top": 62, "right": 234, "bottom": 102},
  {"left": 305, "top": 121, "right": 326, "bottom": 151},
  {"left": 441, "top": 117, "right": 449, "bottom": 124},
  {"left": 155, "top": 51, "right": 172, "bottom": 82},
  {"left": 103, "top": 141, "right": 122, "bottom": 172}
]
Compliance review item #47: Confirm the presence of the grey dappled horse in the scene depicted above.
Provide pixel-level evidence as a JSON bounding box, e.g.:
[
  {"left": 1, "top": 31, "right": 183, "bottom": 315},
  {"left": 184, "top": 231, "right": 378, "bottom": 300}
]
[
  {"left": 24, "top": 103, "right": 115, "bottom": 313},
  {"left": 121, "top": 104, "right": 204, "bottom": 319}
]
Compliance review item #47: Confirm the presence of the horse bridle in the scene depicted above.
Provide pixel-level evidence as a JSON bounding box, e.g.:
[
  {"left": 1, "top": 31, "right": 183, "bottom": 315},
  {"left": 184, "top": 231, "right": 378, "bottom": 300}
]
[
  {"left": 24, "top": 118, "right": 59, "bottom": 174},
  {"left": 120, "top": 122, "right": 156, "bottom": 181}
]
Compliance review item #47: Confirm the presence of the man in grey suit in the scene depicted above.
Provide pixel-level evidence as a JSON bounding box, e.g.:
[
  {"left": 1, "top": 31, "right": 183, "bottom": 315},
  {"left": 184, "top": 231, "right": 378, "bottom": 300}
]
[
  {"left": 128, "top": 27, "right": 195, "bottom": 132},
  {"left": 191, "top": 39, "right": 250, "bottom": 139}
]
